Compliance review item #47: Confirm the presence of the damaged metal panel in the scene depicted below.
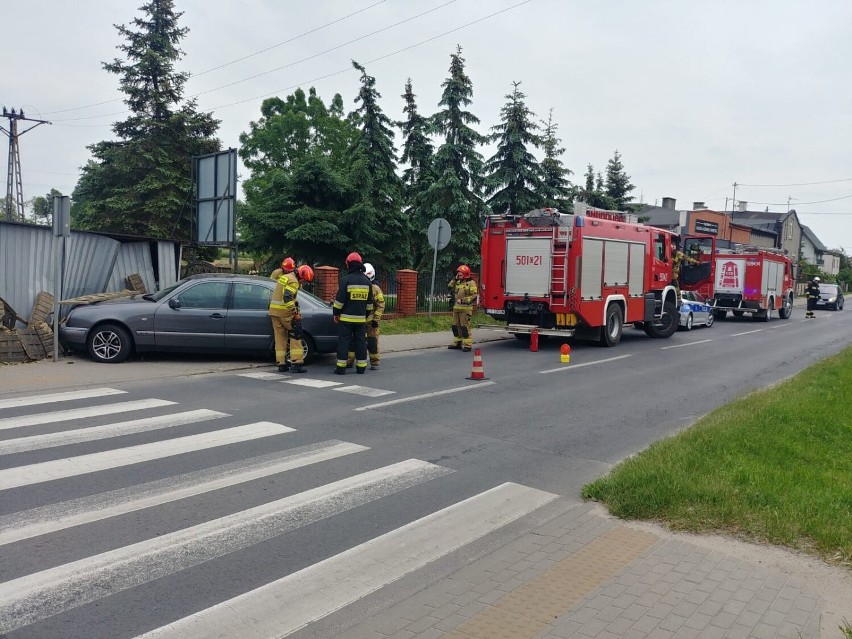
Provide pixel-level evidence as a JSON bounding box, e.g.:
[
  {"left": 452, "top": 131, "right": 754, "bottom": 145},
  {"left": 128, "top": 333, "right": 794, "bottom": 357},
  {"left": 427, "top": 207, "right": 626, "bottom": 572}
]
[
  {"left": 107, "top": 243, "right": 155, "bottom": 293},
  {"left": 157, "top": 241, "right": 179, "bottom": 289},
  {"left": 63, "top": 232, "right": 119, "bottom": 300},
  {"left": 0, "top": 222, "right": 56, "bottom": 326}
]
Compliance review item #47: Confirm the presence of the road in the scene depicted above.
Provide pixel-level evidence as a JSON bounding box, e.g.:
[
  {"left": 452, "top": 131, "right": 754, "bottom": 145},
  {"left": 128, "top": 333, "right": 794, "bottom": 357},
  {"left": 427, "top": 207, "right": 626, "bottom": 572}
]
[{"left": 1, "top": 308, "right": 850, "bottom": 638}]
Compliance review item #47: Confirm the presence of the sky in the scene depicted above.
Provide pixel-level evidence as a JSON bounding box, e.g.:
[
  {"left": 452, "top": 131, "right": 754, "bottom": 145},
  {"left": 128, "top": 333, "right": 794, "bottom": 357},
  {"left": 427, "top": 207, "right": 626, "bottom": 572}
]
[{"left": 3, "top": 0, "right": 852, "bottom": 252}]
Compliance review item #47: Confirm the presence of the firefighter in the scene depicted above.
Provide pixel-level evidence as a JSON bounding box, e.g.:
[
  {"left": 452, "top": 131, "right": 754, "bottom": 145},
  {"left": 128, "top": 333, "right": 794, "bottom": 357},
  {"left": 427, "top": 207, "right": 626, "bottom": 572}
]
[
  {"left": 268, "top": 259, "right": 314, "bottom": 373},
  {"left": 805, "top": 276, "right": 821, "bottom": 318},
  {"left": 333, "top": 252, "right": 374, "bottom": 375},
  {"left": 447, "top": 264, "right": 478, "bottom": 352},
  {"left": 672, "top": 247, "right": 698, "bottom": 302},
  {"left": 347, "top": 262, "right": 385, "bottom": 370}
]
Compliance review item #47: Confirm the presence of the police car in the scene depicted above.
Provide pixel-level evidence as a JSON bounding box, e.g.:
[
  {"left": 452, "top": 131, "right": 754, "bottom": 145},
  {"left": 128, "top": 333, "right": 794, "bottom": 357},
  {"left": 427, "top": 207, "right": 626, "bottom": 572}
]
[{"left": 678, "top": 290, "right": 715, "bottom": 330}]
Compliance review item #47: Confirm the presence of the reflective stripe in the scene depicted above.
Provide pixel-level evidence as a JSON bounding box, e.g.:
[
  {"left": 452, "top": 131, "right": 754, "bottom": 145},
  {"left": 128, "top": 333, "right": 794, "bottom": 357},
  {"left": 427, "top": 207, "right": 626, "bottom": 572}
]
[{"left": 340, "top": 314, "right": 367, "bottom": 323}]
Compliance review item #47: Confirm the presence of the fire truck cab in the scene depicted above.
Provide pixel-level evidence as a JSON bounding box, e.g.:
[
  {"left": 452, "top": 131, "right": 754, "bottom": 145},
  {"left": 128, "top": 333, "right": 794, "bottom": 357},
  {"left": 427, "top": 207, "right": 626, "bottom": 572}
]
[{"left": 479, "top": 206, "right": 682, "bottom": 347}]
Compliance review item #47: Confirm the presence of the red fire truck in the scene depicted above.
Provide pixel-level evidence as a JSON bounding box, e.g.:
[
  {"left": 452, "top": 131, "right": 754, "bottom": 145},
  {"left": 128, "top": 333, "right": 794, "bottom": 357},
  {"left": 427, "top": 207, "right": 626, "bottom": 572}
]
[
  {"left": 479, "top": 205, "right": 682, "bottom": 346},
  {"left": 679, "top": 237, "right": 795, "bottom": 321}
]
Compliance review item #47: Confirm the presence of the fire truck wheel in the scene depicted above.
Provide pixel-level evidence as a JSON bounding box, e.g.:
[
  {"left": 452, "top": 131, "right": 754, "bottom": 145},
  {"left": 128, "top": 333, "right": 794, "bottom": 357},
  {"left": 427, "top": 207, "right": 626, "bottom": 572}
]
[
  {"left": 599, "top": 304, "right": 623, "bottom": 347},
  {"left": 644, "top": 301, "right": 679, "bottom": 338},
  {"left": 778, "top": 295, "right": 793, "bottom": 319}
]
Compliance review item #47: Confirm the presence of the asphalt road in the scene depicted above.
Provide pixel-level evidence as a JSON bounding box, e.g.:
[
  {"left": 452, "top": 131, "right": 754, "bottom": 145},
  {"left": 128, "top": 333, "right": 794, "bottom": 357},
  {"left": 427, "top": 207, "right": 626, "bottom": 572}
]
[{"left": 1, "top": 307, "right": 850, "bottom": 638}]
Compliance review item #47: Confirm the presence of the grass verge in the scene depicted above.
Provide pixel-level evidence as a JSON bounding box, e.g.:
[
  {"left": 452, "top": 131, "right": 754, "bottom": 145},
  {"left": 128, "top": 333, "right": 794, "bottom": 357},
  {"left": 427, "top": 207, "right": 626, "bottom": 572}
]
[
  {"left": 380, "top": 312, "right": 490, "bottom": 335},
  {"left": 582, "top": 346, "right": 852, "bottom": 567}
]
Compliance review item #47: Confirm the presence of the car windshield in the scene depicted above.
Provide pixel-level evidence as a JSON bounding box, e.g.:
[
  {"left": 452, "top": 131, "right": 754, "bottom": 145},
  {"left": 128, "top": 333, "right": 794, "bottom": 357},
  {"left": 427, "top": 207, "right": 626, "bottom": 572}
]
[
  {"left": 819, "top": 284, "right": 838, "bottom": 295},
  {"left": 148, "top": 281, "right": 183, "bottom": 302}
]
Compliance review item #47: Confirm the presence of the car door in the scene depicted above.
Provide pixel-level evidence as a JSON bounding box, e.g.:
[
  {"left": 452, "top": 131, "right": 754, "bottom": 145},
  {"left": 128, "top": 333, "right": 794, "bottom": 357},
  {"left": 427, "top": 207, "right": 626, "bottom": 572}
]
[
  {"left": 694, "top": 292, "right": 710, "bottom": 325},
  {"left": 225, "top": 281, "right": 274, "bottom": 351},
  {"left": 153, "top": 280, "right": 230, "bottom": 350}
]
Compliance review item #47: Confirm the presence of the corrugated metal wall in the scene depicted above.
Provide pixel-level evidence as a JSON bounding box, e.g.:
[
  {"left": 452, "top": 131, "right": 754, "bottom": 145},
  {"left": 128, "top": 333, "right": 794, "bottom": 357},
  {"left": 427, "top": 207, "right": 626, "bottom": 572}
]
[{"left": 0, "top": 221, "right": 180, "bottom": 327}]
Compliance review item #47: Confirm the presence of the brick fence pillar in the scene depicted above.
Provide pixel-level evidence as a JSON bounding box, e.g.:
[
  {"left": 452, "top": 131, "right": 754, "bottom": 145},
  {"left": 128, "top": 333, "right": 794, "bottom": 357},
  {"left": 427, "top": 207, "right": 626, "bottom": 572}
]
[
  {"left": 315, "top": 265, "right": 339, "bottom": 303},
  {"left": 396, "top": 269, "right": 418, "bottom": 317}
]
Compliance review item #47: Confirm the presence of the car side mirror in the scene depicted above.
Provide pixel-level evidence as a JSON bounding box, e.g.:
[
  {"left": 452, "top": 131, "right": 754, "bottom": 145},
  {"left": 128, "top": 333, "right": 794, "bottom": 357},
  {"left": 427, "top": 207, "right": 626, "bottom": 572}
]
[{"left": 168, "top": 298, "right": 181, "bottom": 309}]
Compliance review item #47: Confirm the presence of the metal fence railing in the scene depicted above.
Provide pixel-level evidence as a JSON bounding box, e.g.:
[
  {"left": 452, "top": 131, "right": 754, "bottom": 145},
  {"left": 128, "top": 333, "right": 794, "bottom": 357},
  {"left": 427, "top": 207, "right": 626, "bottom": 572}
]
[{"left": 416, "top": 270, "right": 455, "bottom": 313}]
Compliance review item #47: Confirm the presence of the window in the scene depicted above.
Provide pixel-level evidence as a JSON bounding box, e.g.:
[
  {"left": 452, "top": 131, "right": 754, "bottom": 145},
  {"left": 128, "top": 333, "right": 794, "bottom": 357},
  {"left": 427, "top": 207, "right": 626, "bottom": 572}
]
[
  {"left": 655, "top": 235, "right": 667, "bottom": 261},
  {"left": 232, "top": 283, "right": 272, "bottom": 310},
  {"left": 176, "top": 281, "right": 229, "bottom": 309}
]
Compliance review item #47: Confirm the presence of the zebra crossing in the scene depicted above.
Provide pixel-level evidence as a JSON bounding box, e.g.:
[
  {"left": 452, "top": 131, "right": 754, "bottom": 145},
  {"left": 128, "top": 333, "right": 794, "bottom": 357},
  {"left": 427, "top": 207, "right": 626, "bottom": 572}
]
[
  {"left": 237, "top": 370, "right": 397, "bottom": 397},
  {"left": 0, "top": 386, "right": 558, "bottom": 638}
]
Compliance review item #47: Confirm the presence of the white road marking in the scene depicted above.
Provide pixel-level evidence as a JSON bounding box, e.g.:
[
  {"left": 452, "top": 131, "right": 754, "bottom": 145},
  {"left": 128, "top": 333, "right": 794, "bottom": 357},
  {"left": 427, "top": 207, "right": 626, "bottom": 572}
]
[
  {"left": 539, "top": 354, "right": 632, "bottom": 375},
  {"left": 355, "top": 381, "right": 496, "bottom": 411},
  {"left": 731, "top": 329, "right": 763, "bottom": 337},
  {"left": 767, "top": 322, "right": 795, "bottom": 330},
  {"left": 236, "top": 372, "right": 286, "bottom": 380},
  {"left": 285, "top": 378, "right": 343, "bottom": 388},
  {"left": 0, "top": 440, "right": 368, "bottom": 546},
  {"left": 0, "top": 422, "right": 294, "bottom": 490},
  {"left": 333, "top": 385, "right": 395, "bottom": 397},
  {"left": 0, "top": 399, "right": 177, "bottom": 431},
  {"left": 660, "top": 339, "right": 713, "bottom": 350},
  {"left": 134, "top": 482, "right": 558, "bottom": 639},
  {"left": 0, "top": 409, "right": 227, "bottom": 456},
  {"left": 0, "top": 460, "right": 452, "bottom": 634},
  {"left": 0, "top": 388, "right": 126, "bottom": 411}
]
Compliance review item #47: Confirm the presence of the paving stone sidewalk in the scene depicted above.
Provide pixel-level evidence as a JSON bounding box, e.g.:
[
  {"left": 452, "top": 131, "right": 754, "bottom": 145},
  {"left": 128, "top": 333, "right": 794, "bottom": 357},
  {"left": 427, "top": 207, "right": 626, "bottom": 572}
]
[{"left": 342, "top": 503, "right": 823, "bottom": 639}]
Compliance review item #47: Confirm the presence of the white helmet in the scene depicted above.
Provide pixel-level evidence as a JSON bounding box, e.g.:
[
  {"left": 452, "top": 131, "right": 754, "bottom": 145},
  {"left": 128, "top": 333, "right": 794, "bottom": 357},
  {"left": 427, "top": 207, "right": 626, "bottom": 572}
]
[
  {"left": 363, "top": 262, "right": 375, "bottom": 280},
  {"left": 813, "top": 276, "right": 820, "bottom": 282}
]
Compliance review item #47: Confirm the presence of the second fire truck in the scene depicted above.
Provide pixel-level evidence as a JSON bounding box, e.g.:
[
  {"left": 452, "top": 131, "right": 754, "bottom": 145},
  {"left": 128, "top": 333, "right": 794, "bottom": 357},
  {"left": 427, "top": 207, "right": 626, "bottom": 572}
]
[{"left": 479, "top": 205, "right": 683, "bottom": 347}]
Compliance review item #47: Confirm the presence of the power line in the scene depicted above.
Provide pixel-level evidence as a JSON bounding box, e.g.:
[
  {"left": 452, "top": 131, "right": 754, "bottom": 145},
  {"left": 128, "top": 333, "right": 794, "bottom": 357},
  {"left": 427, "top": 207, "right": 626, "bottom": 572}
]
[
  {"left": 39, "top": 0, "right": 389, "bottom": 116},
  {"left": 738, "top": 177, "right": 852, "bottom": 187},
  {"left": 49, "top": 0, "right": 459, "bottom": 123},
  {"left": 740, "top": 194, "right": 852, "bottom": 207}
]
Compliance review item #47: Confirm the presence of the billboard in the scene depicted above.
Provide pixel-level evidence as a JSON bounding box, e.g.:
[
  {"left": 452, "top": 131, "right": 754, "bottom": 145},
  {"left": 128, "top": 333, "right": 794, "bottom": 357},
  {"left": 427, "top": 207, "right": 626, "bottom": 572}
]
[{"left": 195, "top": 149, "right": 237, "bottom": 245}]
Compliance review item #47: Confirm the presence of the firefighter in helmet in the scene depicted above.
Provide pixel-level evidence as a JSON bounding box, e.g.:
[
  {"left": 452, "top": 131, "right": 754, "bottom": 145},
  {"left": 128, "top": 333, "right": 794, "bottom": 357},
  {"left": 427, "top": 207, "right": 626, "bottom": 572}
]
[
  {"left": 347, "top": 262, "right": 385, "bottom": 370},
  {"left": 448, "top": 264, "right": 478, "bottom": 352},
  {"left": 333, "top": 252, "right": 374, "bottom": 375},
  {"left": 805, "top": 276, "right": 821, "bottom": 318},
  {"left": 268, "top": 258, "right": 314, "bottom": 373},
  {"left": 671, "top": 244, "right": 698, "bottom": 301}
]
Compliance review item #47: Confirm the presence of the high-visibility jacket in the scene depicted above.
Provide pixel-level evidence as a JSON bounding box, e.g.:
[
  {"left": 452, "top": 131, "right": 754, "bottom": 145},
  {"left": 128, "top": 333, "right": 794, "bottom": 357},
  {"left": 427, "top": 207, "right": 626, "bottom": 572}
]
[
  {"left": 449, "top": 278, "right": 478, "bottom": 311},
  {"left": 333, "top": 266, "right": 374, "bottom": 323},
  {"left": 268, "top": 269, "right": 299, "bottom": 316},
  {"left": 368, "top": 283, "right": 385, "bottom": 322}
]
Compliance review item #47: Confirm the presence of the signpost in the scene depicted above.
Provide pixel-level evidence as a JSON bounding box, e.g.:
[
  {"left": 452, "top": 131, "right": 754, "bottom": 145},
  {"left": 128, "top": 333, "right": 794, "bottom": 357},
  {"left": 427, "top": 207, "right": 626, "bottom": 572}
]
[
  {"left": 51, "top": 195, "right": 70, "bottom": 362},
  {"left": 426, "top": 218, "right": 451, "bottom": 318}
]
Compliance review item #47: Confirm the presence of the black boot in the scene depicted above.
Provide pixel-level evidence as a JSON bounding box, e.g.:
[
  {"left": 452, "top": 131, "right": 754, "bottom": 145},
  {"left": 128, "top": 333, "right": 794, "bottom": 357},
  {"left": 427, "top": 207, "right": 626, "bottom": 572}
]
[
  {"left": 333, "top": 366, "right": 346, "bottom": 375},
  {"left": 447, "top": 344, "right": 462, "bottom": 350},
  {"left": 278, "top": 364, "right": 290, "bottom": 373},
  {"left": 291, "top": 363, "right": 307, "bottom": 374}
]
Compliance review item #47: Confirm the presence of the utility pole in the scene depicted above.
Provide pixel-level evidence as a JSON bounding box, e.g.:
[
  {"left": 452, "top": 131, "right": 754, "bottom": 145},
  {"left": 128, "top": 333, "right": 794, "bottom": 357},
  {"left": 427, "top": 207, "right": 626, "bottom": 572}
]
[
  {"left": 1, "top": 107, "right": 51, "bottom": 222},
  {"left": 731, "top": 182, "right": 738, "bottom": 216}
]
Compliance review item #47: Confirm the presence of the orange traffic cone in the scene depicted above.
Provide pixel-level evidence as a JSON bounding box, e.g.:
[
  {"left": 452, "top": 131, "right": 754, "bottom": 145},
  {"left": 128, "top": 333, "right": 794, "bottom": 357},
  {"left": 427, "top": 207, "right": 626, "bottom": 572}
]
[{"left": 466, "top": 348, "right": 488, "bottom": 380}]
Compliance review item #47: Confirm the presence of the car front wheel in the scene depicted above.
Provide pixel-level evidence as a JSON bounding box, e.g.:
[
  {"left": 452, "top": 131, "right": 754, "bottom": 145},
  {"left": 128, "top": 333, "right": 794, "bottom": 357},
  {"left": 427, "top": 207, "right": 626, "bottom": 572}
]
[{"left": 87, "top": 323, "right": 132, "bottom": 363}]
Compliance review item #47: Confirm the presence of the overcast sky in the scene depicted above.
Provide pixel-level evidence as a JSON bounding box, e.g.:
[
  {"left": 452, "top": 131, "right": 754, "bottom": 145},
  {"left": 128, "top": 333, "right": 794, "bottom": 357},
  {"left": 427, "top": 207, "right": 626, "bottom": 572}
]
[{"left": 3, "top": 0, "right": 851, "bottom": 251}]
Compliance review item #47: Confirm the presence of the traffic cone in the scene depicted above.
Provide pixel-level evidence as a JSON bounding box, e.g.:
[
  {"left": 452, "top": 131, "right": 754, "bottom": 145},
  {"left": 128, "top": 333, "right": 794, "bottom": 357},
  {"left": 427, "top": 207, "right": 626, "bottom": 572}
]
[
  {"left": 560, "top": 343, "right": 571, "bottom": 364},
  {"left": 466, "top": 348, "right": 488, "bottom": 380}
]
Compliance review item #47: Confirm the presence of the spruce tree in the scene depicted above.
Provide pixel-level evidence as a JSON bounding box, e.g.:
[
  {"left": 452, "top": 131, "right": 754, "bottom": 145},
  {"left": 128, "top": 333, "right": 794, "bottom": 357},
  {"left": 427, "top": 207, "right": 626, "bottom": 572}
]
[
  {"left": 72, "top": 0, "right": 220, "bottom": 240},
  {"left": 415, "top": 46, "right": 487, "bottom": 270},
  {"left": 483, "top": 81, "right": 544, "bottom": 216},
  {"left": 346, "top": 61, "right": 410, "bottom": 268},
  {"left": 539, "top": 109, "right": 573, "bottom": 211},
  {"left": 604, "top": 149, "right": 636, "bottom": 210}
]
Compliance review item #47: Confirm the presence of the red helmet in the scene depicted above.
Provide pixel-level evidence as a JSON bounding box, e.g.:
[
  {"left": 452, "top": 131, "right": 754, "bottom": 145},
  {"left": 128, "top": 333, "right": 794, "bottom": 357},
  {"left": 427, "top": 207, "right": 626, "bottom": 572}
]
[
  {"left": 297, "top": 265, "right": 314, "bottom": 282},
  {"left": 456, "top": 264, "right": 472, "bottom": 278},
  {"left": 345, "top": 251, "right": 363, "bottom": 267},
  {"left": 281, "top": 257, "right": 296, "bottom": 271}
]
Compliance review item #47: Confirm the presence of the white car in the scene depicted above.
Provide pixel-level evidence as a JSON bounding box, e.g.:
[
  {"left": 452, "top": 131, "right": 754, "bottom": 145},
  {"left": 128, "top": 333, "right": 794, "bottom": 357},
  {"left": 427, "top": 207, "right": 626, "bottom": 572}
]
[{"left": 679, "top": 290, "right": 715, "bottom": 330}]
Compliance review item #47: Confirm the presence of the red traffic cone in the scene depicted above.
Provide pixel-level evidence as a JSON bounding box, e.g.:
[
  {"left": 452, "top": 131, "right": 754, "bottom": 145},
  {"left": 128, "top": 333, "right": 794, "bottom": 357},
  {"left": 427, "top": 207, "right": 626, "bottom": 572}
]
[{"left": 466, "top": 348, "right": 488, "bottom": 380}]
